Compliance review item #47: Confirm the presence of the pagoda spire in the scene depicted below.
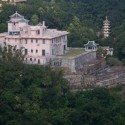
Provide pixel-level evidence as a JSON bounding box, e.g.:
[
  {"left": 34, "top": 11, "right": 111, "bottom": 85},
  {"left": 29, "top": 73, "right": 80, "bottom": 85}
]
[{"left": 102, "top": 16, "right": 110, "bottom": 38}]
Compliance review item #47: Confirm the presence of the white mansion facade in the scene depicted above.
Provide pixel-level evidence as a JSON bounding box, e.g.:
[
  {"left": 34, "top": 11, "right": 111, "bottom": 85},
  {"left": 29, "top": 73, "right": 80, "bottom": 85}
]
[{"left": 0, "top": 12, "right": 69, "bottom": 65}]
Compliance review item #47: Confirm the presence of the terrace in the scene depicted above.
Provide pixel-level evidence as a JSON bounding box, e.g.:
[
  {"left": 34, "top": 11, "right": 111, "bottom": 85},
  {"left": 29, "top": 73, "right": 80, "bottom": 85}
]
[{"left": 64, "top": 48, "right": 85, "bottom": 58}]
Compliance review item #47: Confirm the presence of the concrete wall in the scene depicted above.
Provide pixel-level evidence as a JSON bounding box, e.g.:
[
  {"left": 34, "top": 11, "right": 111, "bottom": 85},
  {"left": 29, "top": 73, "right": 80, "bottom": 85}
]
[
  {"left": 61, "top": 51, "right": 96, "bottom": 72},
  {"left": 61, "top": 58, "right": 76, "bottom": 72}
]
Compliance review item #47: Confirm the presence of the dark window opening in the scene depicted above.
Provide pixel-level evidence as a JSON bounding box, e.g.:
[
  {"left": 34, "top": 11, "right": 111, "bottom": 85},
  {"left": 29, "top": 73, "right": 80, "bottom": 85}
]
[
  {"left": 88, "top": 47, "right": 92, "bottom": 49},
  {"left": 25, "top": 49, "right": 28, "bottom": 55},
  {"left": 43, "top": 39, "right": 45, "bottom": 44},
  {"left": 38, "top": 59, "right": 40, "bottom": 64},
  {"left": 64, "top": 45, "right": 66, "bottom": 50},
  {"left": 42, "top": 49, "right": 45, "bottom": 56},
  {"left": 25, "top": 39, "right": 27, "bottom": 44},
  {"left": 37, "top": 30, "right": 40, "bottom": 35}
]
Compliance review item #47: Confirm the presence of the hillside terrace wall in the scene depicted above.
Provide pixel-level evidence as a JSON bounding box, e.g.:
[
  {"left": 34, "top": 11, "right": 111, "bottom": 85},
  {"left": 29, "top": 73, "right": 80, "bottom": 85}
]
[{"left": 52, "top": 50, "right": 96, "bottom": 73}]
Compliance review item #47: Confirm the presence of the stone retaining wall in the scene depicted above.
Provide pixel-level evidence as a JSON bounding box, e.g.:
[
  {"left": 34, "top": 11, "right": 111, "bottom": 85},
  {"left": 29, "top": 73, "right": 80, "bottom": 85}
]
[{"left": 52, "top": 51, "right": 96, "bottom": 73}]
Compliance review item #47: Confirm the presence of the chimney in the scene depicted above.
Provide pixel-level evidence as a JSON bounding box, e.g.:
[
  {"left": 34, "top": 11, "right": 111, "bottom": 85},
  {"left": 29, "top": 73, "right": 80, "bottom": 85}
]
[{"left": 42, "top": 21, "right": 45, "bottom": 26}]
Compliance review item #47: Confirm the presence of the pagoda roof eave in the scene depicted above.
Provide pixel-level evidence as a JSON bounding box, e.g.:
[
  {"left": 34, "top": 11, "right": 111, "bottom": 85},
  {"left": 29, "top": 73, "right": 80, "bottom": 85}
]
[{"left": 10, "top": 11, "right": 24, "bottom": 18}]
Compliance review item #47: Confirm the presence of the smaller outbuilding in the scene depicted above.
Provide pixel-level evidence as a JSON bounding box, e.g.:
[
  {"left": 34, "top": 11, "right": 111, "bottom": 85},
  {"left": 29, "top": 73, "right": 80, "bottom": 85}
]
[
  {"left": 84, "top": 41, "right": 98, "bottom": 52},
  {"left": 101, "top": 46, "right": 113, "bottom": 56}
]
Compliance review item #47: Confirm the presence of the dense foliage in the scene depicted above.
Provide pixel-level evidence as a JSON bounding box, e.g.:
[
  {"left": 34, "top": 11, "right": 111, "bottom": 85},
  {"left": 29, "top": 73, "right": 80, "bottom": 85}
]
[
  {"left": 0, "top": 0, "right": 124, "bottom": 66},
  {"left": 1, "top": 0, "right": 125, "bottom": 48},
  {"left": 0, "top": 1, "right": 125, "bottom": 124},
  {"left": 0, "top": 46, "right": 125, "bottom": 125}
]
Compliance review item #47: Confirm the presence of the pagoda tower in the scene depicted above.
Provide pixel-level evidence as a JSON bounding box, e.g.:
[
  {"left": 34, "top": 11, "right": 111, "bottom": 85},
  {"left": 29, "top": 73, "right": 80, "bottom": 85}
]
[{"left": 102, "top": 16, "right": 110, "bottom": 38}]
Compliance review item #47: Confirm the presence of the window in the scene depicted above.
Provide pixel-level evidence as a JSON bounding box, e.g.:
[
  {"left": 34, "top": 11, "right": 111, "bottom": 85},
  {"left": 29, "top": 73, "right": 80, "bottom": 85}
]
[
  {"left": 36, "top": 49, "right": 38, "bottom": 53},
  {"left": 36, "top": 30, "right": 40, "bottom": 35},
  {"left": 88, "top": 47, "right": 92, "bottom": 49},
  {"left": 13, "top": 47, "right": 16, "bottom": 51},
  {"left": 31, "top": 49, "right": 33, "bottom": 53},
  {"left": 38, "top": 59, "right": 40, "bottom": 64},
  {"left": 34, "top": 58, "right": 36, "bottom": 61},
  {"left": 52, "top": 49, "right": 54, "bottom": 55},
  {"left": 4, "top": 42, "right": 6, "bottom": 45},
  {"left": 30, "top": 58, "right": 32, "bottom": 61},
  {"left": 36, "top": 39, "right": 38, "bottom": 43},
  {"left": 25, "top": 39, "right": 27, "bottom": 44},
  {"left": 43, "top": 39, "right": 45, "bottom": 44},
  {"left": 42, "top": 49, "right": 45, "bottom": 56},
  {"left": 54, "top": 61, "right": 61, "bottom": 66},
  {"left": 25, "top": 49, "right": 28, "bottom": 55},
  {"left": 31, "top": 39, "right": 33, "bottom": 43},
  {"left": 64, "top": 45, "right": 66, "bottom": 50},
  {"left": 9, "top": 32, "right": 13, "bottom": 35}
]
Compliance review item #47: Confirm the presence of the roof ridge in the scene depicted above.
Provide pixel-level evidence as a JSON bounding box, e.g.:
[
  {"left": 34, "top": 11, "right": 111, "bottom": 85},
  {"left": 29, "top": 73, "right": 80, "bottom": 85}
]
[{"left": 10, "top": 11, "right": 24, "bottom": 18}]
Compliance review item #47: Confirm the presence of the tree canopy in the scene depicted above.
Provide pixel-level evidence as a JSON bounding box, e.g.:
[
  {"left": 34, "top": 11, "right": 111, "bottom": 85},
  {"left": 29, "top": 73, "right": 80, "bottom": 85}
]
[
  {"left": 0, "top": 45, "right": 125, "bottom": 125},
  {"left": 0, "top": 0, "right": 125, "bottom": 62}
]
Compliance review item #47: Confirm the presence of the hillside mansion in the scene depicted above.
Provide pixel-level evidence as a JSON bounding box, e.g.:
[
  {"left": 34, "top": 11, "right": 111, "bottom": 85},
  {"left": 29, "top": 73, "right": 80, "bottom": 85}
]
[{"left": 0, "top": 12, "right": 69, "bottom": 64}]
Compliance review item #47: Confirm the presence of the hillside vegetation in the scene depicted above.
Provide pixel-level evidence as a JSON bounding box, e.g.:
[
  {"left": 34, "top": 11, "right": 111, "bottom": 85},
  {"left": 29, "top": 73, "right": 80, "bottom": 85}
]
[
  {"left": 0, "top": 46, "right": 125, "bottom": 125},
  {"left": 0, "top": 0, "right": 125, "bottom": 63},
  {"left": 0, "top": 2, "right": 125, "bottom": 125}
]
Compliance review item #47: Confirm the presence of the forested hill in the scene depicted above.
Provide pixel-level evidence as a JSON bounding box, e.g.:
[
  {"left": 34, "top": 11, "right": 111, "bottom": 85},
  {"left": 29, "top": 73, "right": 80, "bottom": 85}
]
[
  {"left": 48, "top": 0, "right": 125, "bottom": 28},
  {"left": 1, "top": 0, "right": 125, "bottom": 28},
  {"left": 1, "top": 2, "right": 125, "bottom": 125},
  {"left": 1, "top": 0, "right": 125, "bottom": 62},
  {"left": 0, "top": 46, "right": 125, "bottom": 125}
]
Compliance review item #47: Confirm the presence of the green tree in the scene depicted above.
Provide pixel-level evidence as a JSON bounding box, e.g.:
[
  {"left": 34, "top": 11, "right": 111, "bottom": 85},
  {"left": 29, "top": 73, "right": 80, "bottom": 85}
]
[
  {"left": 68, "top": 16, "right": 96, "bottom": 47},
  {"left": 0, "top": 23, "right": 7, "bottom": 33},
  {"left": 106, "top": 57, "right": 122, "bottom": 66},
  {"left": 96, "top": 46, "right": 103, "bottom": 59},
  {"left": 31, "top": 14, "right": 39, "bottom": 25}
]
